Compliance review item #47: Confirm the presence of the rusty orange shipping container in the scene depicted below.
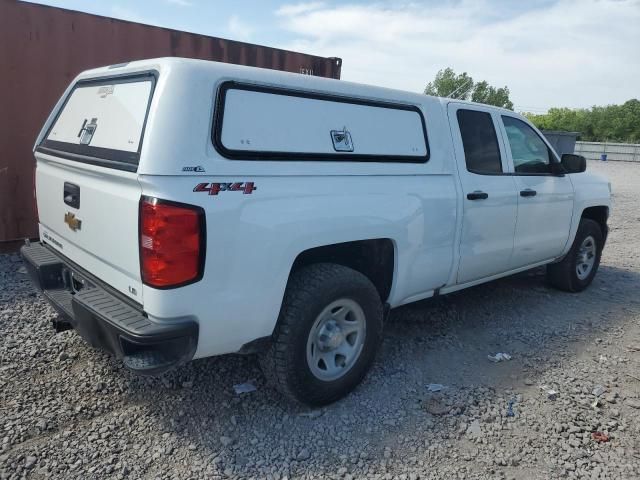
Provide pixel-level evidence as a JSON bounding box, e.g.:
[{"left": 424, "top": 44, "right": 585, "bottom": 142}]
[{"left": 0, "top": 0, "right": 342, "bottom": 245}]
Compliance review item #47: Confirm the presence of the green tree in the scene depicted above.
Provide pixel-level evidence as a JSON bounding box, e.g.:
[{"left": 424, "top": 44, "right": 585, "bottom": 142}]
[
  {"left": 471, "top": 81, "right": 514, "bottom": 110},
  {"left": 424, "top": 68, "right": 474, "bottom": 100},
  {"left": 525, "top": 99, "right": 640, "bottom": 142},
  {"left": 424, "top": 68, "right": 514, "bottom": 109}
]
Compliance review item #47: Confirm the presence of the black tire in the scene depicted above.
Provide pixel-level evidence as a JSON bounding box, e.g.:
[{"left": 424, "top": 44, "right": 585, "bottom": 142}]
[
  {"left": 546, "top": 218, "right": 603, "bottom": 292},
  {"left": 259, "top": 263, "right": 383, "bottom": 406}
]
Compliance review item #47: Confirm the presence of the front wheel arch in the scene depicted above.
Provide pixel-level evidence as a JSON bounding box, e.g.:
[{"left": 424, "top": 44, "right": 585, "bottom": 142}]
[{"left": 581, "top": 205, "right": 609, "bottom": 242}]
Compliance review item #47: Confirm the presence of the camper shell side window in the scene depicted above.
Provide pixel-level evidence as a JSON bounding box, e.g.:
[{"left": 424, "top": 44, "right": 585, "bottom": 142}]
[{"left": 213, "top": 82, "right": 430, "bottom": 163}]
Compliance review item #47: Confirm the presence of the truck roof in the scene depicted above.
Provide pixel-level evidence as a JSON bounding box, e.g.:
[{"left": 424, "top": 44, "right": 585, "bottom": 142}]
[{"left": 76, "top": 57, "right": 514, "bottom": 115}]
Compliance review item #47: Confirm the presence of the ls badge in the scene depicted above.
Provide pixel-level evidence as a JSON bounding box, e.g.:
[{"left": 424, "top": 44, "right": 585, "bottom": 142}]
[{"left": 64, "top": 212, "right": 82, "bottom": 232}]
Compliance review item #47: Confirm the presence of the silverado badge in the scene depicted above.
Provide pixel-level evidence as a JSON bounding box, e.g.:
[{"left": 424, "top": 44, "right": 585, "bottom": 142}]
[{"left": 64, "top": 212, "right": 82, "bottom": 232}]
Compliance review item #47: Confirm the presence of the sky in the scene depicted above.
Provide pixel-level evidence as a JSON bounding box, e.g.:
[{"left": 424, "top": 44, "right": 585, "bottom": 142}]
[{"left": 25, "top": 0, "right": 640, "bottom": 113}]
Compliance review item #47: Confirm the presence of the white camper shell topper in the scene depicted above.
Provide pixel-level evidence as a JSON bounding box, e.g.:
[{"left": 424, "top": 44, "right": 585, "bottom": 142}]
[{"left": 22, "top": 58, "right": 611, "bottom": 405}]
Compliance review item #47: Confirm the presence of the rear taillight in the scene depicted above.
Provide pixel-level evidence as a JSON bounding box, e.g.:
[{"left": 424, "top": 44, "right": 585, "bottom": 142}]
[{"left": 139, "top": 196, "right": 205, "bottom": 288}]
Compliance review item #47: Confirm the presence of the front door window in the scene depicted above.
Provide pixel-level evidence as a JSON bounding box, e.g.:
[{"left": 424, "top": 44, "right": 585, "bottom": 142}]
[{"left": 502, "top": 116, "right": 552, "bottom": 174}]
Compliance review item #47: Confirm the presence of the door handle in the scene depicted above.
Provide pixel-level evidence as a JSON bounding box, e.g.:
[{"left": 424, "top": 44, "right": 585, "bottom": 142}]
[
  {"left": 63, "top": 182, "right": 80, "bottom": 209},
  {"left": 467, "top": 191, "right": 488, "bottom": 200},
  {"left": 520, "top": 189, "right": 537, "bottom": 197}
]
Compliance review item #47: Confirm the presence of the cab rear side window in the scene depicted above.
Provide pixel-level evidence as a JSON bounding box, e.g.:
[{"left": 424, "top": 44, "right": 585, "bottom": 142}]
[
  {"left": 456, "top": 109, "right": 502, "bottom": 174},
  {"left": 39, "top": 73, "right": 156, "bottom": 172}
]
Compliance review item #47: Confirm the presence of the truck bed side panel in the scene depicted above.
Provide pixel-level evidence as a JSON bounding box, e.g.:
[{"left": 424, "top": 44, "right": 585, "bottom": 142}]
[{"left": 139, "top": 174, "right": 457, "bottom": 358}]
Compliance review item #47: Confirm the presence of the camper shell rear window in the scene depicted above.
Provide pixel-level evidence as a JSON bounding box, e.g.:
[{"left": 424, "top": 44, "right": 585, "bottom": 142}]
[
  {"left": 213, "top": 82, "right": 429, "bottom": 163},
  {"left": 38, "top": 72, "right": 156, "bottom": 172}
]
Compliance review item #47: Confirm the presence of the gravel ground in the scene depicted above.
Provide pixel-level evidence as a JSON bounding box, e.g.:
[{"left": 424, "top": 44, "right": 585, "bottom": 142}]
[{"left": 2, "top": 160, "right": 640, "bottom": 480}]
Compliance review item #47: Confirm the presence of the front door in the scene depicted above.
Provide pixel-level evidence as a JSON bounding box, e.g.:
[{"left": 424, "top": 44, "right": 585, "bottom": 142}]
[
  {"left": 448, "top": 104, "right": 519, "bottom": 284},
  {"left": 498, "top": 115, "right": 574, "bottom": 268}
]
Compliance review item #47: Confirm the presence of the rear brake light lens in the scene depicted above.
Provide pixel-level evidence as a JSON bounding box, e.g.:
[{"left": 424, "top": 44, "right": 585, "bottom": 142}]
[{"left": 139, "top": 196, "right": 205, "bottom": 288}]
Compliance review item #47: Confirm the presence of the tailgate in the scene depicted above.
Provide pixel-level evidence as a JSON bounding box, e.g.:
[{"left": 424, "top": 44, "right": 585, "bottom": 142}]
[
  {"left": 35, "top": 159, "right": 142, "bottom": 301},
  {"left": 33, "top": 72, "right": 156, "bottom": 302}
]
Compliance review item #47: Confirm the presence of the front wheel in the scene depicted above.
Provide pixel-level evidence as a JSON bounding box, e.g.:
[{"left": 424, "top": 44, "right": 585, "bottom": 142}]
[
  {"left": 547, "top": 218, "right": 604, "bottom": 292},
  {"left": 259, "top": 263, "right": 383, "bottom": 406}
]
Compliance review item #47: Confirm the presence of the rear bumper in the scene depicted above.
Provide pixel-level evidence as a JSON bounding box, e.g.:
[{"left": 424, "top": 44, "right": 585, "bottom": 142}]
[{"left": 20, "top": 242, "right": 198, "bottom": 375}]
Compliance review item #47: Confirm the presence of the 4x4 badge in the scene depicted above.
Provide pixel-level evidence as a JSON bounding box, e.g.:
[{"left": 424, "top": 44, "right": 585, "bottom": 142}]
[
  {"left": 64, "top": 212, "right": 82, "bottom": 231},
  {"left": 193, "top": 182, "right": 256, "bottom": 196}
]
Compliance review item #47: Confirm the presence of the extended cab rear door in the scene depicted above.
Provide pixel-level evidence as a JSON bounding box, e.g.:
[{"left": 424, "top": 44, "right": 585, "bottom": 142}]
[
  {"left": 447, "top": 103, "right": 519, "bottom": 283},
  {"left": 34, "top": 72, "right": 156, "bottom": 302}
]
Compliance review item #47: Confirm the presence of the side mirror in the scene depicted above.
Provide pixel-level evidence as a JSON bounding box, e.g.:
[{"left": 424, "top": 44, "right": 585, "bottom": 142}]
[{"left": 561, "top": 153, "right": 587, "bottom": 174}]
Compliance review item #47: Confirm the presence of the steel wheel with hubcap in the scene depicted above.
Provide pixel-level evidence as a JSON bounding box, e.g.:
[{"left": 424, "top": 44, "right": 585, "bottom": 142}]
[
  {"left": 576, "top": 235, "right": 596, "bottom": 280},
  {"left": 306, "top": 299, "right": 366, "bottom": 381}
]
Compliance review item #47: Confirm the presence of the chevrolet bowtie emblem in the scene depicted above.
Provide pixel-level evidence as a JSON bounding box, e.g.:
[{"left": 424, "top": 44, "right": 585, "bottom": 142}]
[{"left": 64, "top": 212, "right": 82, "bottom": 232}]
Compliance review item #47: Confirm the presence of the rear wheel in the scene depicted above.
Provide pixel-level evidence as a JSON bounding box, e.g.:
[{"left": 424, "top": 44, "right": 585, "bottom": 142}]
[
  {"left": 260, "top": 263, "right": 383, "bottom": 406},
  {"left": 547, "top": 218, "right": 603, "bottom": 292}
]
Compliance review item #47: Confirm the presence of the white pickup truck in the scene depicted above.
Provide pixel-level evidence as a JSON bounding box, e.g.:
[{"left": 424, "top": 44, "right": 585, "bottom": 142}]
[{"left": 22, "top": 58, "right": 610, "bottom": 405}]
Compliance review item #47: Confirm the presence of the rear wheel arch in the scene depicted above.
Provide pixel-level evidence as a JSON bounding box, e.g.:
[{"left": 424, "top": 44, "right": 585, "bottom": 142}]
[
  {"left": 240, "top": 239, "right": 396, "bottom": 356},
  {"left": 289, "top": 238, "right": 396, "bottom": 304}
]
